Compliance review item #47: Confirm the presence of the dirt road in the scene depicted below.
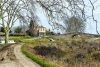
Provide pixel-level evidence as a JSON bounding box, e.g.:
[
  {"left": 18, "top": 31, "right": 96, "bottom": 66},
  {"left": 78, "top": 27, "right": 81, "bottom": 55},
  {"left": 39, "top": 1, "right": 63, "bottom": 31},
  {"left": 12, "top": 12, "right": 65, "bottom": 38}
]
[{"left": 0, "top": 44, "right": 41, "bottom": 67}]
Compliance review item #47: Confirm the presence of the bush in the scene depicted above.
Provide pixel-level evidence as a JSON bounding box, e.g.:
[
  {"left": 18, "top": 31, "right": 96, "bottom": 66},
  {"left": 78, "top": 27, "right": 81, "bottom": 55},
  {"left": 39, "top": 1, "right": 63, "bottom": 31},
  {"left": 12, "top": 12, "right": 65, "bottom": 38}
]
[
  {"left": 14, "top": 26, "right": 22, "bottom": 33},
  {"left": 34, "top": 46, "right": 66, "bottom": 58},
  {"left": 21, "top": 45, "right": 57, "bottom": 67},
  {"left": 74, "top": 53, "right": 86, "bottom": 62},
  {"left": 92, "top": 52, "right": 100, "bottom": 62}
]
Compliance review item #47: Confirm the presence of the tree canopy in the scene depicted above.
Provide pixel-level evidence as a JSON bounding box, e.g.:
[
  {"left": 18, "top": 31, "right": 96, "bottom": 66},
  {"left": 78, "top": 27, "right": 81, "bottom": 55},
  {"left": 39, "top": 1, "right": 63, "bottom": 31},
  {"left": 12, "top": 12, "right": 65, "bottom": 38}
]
[{"left": 65, "top": 16, "right": 85, "bottom": 33}]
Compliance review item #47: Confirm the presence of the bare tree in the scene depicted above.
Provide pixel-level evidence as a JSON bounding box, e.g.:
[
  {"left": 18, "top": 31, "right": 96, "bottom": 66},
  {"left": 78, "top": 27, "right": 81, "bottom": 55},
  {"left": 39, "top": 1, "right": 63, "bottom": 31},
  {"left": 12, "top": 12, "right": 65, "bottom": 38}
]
[
  {"left": 36, "top": 0, "right": 99, "bottom": 34},
  {"left": 0, "top": 0, "right": 39, "bottom": 44},
  {"left": 36, "top": 0, "right": 86, "bottom": 29},
  {"left": 64, "top": 16, "right": 85, "bottom": 33},
  {"left": 0, "top": 0, "right": 22, "bottom": 44},
  {"left": 28, "top": 19, "right": 39, "bottom": 36},
  {"left": 0, "top": 0, "right": 35, "bottom": 44},
  {"left": 0, "top": 0, "right": 99, "bottom": 44},
  {"left": 89, "top": 0, "right": 99, "bottom": 34}
]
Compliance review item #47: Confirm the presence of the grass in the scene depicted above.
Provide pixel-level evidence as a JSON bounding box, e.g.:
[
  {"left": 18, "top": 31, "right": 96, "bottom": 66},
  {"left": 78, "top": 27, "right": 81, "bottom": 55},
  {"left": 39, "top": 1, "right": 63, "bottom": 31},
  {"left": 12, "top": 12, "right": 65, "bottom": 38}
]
[
  {"left": 9, "top": 36, "right": 31, "bottom": 40},
  {"left": 20, "top": 37, "right": 57, "bottom": 67},
  {"left": 6, "top": 35, "right": 100, "bottom": 67},
  {"left": 20, "top": 36, "right": 92, "bottom": 67},
  {"left": 21, "top": 44, "right": 57, "bottom": 67},
  {"left": 21, "top": 37, "right": 86, "bottom": 67}
]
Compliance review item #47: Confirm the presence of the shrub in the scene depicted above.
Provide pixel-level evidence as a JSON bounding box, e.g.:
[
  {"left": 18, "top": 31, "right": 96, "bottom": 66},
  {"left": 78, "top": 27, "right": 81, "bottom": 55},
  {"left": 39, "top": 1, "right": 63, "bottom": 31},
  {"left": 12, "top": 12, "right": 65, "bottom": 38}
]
[
  {"left": 34, "top": 46, "right": 66, "bottom": 59},
  {"left": 21, "top": 45, "right": 57, "bottom": 67},
  {"left": 74, "top": 53, "right": 86, "bottom": 62},
  {"left": 92, "top": 52, "right": 100, "bottom": 62}
]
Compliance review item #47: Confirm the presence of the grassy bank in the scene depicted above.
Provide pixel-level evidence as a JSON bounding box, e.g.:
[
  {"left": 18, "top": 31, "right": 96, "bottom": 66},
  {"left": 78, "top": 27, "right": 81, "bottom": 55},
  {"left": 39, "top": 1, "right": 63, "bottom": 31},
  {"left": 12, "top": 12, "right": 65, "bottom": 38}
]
[{"left": 21, "top": 44, "right": 57, "bottom": 67}]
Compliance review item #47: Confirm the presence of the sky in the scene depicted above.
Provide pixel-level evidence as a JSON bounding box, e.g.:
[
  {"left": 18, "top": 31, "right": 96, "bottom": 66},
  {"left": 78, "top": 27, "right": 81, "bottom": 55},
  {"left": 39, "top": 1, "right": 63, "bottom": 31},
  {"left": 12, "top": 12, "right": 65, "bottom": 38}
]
[
  {"left": 84, "top": 0, "right": 100, "bottom": 34},
  {"left": 35, "top": 0, "right": 100, "bottom": 34},
  {"left": 4, "top": 0, "right": 100, "bottom": 34}
]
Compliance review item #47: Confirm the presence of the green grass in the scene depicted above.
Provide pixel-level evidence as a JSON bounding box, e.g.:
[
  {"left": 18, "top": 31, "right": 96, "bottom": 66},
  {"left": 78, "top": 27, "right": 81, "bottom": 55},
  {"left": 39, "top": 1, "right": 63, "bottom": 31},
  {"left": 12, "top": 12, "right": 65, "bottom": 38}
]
[
  {"left": 20, "top": 37, "right": 57, "bottom": 67},
  {"left": 21, "top": 44, "right": 57, "bottom": 67},
  {"left": 9, "top": 36, "right": 32, "bottom": 42}
]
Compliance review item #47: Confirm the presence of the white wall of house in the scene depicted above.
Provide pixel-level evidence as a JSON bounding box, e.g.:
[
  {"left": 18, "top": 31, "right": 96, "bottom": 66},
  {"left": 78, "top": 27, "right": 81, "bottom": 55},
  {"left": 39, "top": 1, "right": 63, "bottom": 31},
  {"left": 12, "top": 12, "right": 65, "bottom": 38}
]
[
  {"left": 37, "top": 26, "right": 46, "bottom": 36},
  {"left": 38, "top": 27, "right": 46, "bottom": 33}
]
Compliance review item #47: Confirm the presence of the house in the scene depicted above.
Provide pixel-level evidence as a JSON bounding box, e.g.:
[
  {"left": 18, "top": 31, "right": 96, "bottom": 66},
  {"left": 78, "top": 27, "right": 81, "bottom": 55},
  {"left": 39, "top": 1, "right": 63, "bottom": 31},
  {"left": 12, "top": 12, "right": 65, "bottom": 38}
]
[
  {"left": 37, "top": 26, "right": 46, "bottom": 36},
  {"left": 28, "top": 26, "right": 46, "bottom": 37}
]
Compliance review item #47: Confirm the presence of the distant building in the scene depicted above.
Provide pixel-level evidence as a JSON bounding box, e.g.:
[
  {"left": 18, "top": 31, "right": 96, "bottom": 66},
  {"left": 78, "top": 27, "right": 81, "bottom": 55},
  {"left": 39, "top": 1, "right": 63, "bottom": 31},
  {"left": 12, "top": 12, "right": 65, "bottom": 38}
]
[
  {"left": 38, "top": 26, "right": 46, "bottom": 36},
  {"left": 28, "top": 26, "right": 46, "bottom": 37}
]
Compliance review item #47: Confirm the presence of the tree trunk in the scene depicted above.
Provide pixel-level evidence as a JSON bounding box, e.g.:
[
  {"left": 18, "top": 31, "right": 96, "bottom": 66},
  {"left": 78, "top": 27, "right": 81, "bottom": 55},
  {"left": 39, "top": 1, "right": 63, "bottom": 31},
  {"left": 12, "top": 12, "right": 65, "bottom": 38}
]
[{"left": 5, "top": 31, "right": 9, "bottom": 45}]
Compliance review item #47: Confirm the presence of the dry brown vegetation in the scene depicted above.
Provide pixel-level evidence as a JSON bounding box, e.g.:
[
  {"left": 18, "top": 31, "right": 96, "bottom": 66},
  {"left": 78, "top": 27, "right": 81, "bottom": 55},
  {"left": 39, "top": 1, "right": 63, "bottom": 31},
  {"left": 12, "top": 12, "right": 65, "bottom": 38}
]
[{"left": 27, "top": 37, "right": 100, "bottom": 67}]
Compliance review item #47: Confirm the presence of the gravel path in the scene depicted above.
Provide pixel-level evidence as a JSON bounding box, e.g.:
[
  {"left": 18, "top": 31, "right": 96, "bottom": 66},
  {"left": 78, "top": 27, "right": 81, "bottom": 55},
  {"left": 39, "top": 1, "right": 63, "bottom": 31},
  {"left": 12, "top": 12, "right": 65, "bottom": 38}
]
[{"left": 0, "top": 45, "right": 41, "bottom": 67}]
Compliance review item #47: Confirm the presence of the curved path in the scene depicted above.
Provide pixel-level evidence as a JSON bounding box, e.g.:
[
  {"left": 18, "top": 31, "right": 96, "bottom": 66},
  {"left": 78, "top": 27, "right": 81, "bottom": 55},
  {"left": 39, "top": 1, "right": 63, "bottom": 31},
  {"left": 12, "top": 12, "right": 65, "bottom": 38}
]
[{"left": 0, "top": 45, "right": 41, "bottom": 67}]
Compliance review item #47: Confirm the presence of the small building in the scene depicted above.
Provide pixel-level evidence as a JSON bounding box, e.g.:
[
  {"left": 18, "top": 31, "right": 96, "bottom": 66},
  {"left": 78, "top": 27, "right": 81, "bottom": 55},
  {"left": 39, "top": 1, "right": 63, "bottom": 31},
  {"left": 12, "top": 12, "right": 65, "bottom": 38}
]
[
  {"left": 37, "top": 26, "right": 46, "bottom": 36},
  {"left": 28, "top": 26, "right": 46, "bottom": 37}
]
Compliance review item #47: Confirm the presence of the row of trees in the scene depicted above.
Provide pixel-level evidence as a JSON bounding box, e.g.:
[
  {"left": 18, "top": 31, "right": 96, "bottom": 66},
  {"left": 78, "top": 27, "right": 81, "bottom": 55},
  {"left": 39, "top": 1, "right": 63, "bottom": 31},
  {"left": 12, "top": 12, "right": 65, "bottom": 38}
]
[
  {"left": 0, "top": 26, "right": 22, "bottom": 33},
  {"left": 0, "top": 16, "right": 85, "bottom": 34}
]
